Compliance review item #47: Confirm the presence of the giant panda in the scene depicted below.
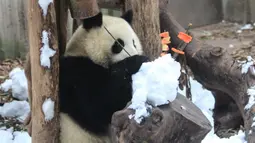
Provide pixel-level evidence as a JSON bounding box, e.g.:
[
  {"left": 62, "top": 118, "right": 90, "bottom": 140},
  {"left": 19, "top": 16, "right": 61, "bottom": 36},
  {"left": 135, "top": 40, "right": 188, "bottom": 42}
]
[{"left": 59, "top": 10, "right": 149, "bottom": 143}]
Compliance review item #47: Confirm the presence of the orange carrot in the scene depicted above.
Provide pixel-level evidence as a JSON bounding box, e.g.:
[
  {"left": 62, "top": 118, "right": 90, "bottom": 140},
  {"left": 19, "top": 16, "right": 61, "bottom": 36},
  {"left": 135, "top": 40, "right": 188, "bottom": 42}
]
[
  {"left": 160, "top": 32, "right": 169, "bottom": 38},
  {"left": 177, "top": 32, "right": 192, "bottom": 43},
  {"left": 171, "top": 47, "right": 185, "bottom": 55}
]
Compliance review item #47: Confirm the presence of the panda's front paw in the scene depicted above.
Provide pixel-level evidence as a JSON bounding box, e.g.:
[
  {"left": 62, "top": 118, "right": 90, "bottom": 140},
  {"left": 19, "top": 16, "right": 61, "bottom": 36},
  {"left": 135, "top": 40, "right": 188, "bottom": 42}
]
[{"left": 125, "top": 55, "right": 149, "bottom": 74}]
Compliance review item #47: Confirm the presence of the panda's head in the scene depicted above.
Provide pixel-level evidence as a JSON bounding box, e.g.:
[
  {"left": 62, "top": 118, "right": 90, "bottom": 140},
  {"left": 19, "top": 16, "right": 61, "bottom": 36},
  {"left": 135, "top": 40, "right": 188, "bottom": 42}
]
[{"left": 65, "top": 10, "right": 143, "bottom": 68}]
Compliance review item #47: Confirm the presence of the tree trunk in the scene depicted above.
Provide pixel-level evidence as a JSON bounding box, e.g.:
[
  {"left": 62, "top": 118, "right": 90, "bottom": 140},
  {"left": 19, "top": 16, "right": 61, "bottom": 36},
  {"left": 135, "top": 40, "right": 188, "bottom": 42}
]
[
  {"left": 27, "top": 0, "right": 60, "bottom": 142},
  {"left": 125, "top": 0, "right": 161, "bottom": 60},
  {"left": 159, "top": 4, "right": 255, "bottom": 142},
  {"left": 55, "top": 0, "right": 69, "bottom": 56}
]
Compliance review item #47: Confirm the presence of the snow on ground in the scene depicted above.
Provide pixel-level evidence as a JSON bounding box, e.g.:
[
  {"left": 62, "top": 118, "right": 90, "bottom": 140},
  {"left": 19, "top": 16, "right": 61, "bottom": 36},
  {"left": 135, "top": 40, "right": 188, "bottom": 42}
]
[
  {"left": 0, "top": 68, "right": 31, "bottom": 143},
  {"left": 0, "top": 53, "right": 248, "bottom": 143},
  {"left": 0, "top": 68, "right": 28, "bottom": 100},
  {"left": 187, "top": 79, "right": 246, "bottom": 143}
]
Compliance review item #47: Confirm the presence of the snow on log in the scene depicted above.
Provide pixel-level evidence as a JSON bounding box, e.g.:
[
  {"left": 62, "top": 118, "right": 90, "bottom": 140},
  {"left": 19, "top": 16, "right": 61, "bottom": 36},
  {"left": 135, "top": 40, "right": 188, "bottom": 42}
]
[{"left": 111, "top": 93, "right": 211, "bottom": 143}]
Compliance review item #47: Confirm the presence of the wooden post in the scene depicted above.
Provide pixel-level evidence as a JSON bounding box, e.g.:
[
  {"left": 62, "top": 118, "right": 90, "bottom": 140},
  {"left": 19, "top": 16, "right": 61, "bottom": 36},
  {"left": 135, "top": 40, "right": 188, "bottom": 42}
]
[
  {"left": 125, "top": 0, "right": 161, "bottom": 60},
  {"left": 27, "top": 0, "right": 60, "bottom": 142}
]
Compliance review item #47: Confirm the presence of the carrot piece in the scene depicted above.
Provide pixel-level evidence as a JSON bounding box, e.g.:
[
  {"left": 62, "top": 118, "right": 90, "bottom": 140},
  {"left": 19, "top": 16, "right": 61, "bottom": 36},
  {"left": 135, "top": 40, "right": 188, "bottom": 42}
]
[
  {"left": 177, "top": 32, "right": 192, "bottom": 43},
  {"left": 161, "top": 37, "right": 171, "bottom": 44},
  {"left": 171, "top": 47, "right": 185, "bottom": 55},
  {"left": 160, "top": 32, "right": 169, "bottom": 38},
  {"left": 162, "top": 44, "right": 169, "bottom": 51}
]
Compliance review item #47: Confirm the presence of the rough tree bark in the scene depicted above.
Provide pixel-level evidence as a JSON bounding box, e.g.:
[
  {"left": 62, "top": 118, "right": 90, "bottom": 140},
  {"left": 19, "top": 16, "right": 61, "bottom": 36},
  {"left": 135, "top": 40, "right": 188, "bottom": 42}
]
[
  {"left": 55, "top": 0, "right": 69, "bottom": 56},
  {"left": 159, "top": 3, "right": 255, "bottom": 142},
  {"left": 124, "top": 0, "right": 161, "bottom": 60},
  {"left": 27, "top": 0, "right": 60, "bottom": 142}
]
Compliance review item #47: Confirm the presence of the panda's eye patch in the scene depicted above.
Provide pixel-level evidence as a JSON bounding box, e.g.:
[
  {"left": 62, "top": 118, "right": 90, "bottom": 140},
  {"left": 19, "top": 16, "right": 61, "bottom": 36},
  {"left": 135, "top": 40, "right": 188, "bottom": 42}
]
[
  {"left": 133, "top": 39, "right": 137, "bottom": 48},
  {"left": 112, "top": 38, "right": 124, "bottom": 54}
]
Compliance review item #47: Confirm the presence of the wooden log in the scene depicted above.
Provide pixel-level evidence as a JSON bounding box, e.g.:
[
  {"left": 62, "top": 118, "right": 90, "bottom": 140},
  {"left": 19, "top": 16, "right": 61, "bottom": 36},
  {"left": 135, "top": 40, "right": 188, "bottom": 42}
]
[
  {"left": 159, "top": 4, "right": 255, "bottom": 142},
  {"left": 27, "top": 0, "right": 60, "bottom": 142},
  {"left": 111, "top": 94, "right": 212, "bottom": 142},
  {"left": 69, "top": 0, "right": 100, "bottom": 19},
  {"left": 97, "top": 0, "right": 124, "bottom": 9}
]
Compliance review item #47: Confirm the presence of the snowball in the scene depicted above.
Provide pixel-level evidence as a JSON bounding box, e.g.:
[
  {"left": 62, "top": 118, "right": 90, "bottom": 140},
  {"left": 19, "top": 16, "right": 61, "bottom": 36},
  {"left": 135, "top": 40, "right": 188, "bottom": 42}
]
[
  {"left": 129, "top": 54, "right": 181, "bottom": 123},
  {"left": 0, "top": 67, "right": 28, "bottom": 100},
  {"left": 0, "top": 100, "right": 30, "bottom": 123},
  {"left": 10, "top": 68, "right": 28, "bottom": 100},
  {"left": 40, "top": 30, "right": 56, "bottom": 68},
  {"left": 0, "top": 79, "right": 12, "bottom": 92},
  {"left": 42, "top": 98, "right": 55, "bottom": 121}
]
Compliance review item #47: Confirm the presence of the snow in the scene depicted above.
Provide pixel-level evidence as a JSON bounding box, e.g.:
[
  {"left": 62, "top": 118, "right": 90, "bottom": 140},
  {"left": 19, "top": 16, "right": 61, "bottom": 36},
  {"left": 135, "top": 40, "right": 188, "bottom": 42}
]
[
  {"left": 0, "top": 68, "right": 28, "bottom": 100},
  {"left": 0, "top": 129, "right": 31, "bottom": 143},
  {"left": 245, "top": 85, "right": 255, "bottom": 110},
  {"left": 240, "top": 24, "right": 253, "bottom": 30},
  {"left": 38, "top": 0, "right": 53, "bottom": 16},
  {"left": 128, "top": 54, "right": 180, "bottom": 123},
  {"left": 0, "top": 100, "right": 30, "bottom": 123},
  {"left": 0, "top": 53, "right": 249, "bottom": 142},
  {"left": 42, "top": 98, "right": 55, "bottom": 121},
  {"left": 182, "top": 78, "right": 246, "bottom": 143},
  {"left": 40, "top": 30, "right": 56, "bottom": 68},
  {"left": 239, "top": 56, "right": 254, "bottom": 74}
]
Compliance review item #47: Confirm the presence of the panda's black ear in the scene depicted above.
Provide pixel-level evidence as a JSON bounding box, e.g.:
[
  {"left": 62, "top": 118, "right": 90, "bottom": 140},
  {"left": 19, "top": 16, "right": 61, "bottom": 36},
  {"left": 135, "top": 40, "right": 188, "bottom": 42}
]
[
  {"left": 82, "top": 12, "right": 103, "bottom": 30},
  {"left": 121, "top": 10, "right": 133, "bottom": 25}
]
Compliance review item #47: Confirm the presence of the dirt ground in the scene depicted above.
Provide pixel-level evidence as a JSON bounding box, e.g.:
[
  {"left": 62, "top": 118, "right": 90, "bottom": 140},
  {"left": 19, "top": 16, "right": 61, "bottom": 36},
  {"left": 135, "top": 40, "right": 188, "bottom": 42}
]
[
  {"left": 191, "top": 21, "right": 255, "bottom": 51},
  {"left": 190, "top": 21, "right": 255, "bottom": 138}
]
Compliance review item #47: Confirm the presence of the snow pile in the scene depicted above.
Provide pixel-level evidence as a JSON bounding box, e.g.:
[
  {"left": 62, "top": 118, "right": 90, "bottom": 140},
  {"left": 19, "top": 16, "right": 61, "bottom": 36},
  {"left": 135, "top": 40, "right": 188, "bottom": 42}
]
[
  {"left": 240, "top": 24, "right": 253, "bottom": 30},
  {"left": 40, "top": 30, "right": 56, "bottom": 68},
  {"left": 129, "top": 54, "right": 181, "bottom": 123},
  {"left": 0, "top": 128, "right": 31, "bottom": 143},
  {"left": 182, "top": 78, "right": 246, "bottom": 143},
  {"left": 0, "top": 100, "right": 30, "bottom": 123},
  {"left": 245, "top": 86, "right": 255, "bottom": 110},
  {"left": 0, "top": 67, "right": 28, "bottom": 100},
  {"left": 42, "top": 98, "right": 55, "bottom": 121},
  {"left": 239, "top": 56, "right": 254, "bottom": 74},
  {"left": 38, "top": 0, "right": 53, "bottom": 16}
]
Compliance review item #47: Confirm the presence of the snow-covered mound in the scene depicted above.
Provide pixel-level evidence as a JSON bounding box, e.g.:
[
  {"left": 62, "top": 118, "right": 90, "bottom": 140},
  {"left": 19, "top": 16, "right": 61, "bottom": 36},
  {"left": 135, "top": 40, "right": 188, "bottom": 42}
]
[
  {"left": 183, "top": 78, "right": 246, "bottom": 143},
  {"left": 0, "top": 100, "right": 30, "bottom": 123},
  {"left": 0, "top": 127, "right": 31, "bottom": 143},
  {"left": 128, "top": 54, "right": 181, "bottom": 123},
  {"left": 0, "top": 67, "right": 28, "bottom": 100}
]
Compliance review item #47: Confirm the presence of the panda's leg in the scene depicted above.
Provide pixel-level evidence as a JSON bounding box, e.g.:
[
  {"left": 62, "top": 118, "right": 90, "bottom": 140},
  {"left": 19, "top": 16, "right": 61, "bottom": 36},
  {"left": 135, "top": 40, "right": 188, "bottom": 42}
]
[{"left": 60, "top": 113, "right": 112, "bottom": 143}]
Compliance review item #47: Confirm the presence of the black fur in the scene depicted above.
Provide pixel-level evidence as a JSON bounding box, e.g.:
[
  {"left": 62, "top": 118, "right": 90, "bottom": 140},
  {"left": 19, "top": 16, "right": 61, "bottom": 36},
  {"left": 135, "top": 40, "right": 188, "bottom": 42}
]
[
  {"left": 82, "top": 12, "right": 103, "bottom": 30},
  {"left": 59, "top": 55, "right": 149, "bottom": 135},
  {"left": 121, "top": 10, "right": 133, "bottom": 25}
]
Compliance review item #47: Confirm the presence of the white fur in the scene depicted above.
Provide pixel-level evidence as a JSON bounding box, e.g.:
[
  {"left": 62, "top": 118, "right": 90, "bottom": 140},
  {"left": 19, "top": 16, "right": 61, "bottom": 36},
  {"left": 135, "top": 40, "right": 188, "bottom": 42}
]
[
  {"left": 60, "top": 113, "right": 111, "bottom": 143},
  {"left": 65, "top": 15, "right": 143, "bottom": 68},
  {"left": 62, "top": 14, "right": 143, "bottom": 143}
]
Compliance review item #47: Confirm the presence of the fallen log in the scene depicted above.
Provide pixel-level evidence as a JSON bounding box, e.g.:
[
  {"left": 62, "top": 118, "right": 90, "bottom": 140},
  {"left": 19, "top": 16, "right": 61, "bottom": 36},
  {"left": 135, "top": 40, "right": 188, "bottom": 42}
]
[
  {"left": 111, "top": 94, "right": 212, "bottom": 143},
  {"left": 159, "top": 6, "right": 255, "bottom": 142}
]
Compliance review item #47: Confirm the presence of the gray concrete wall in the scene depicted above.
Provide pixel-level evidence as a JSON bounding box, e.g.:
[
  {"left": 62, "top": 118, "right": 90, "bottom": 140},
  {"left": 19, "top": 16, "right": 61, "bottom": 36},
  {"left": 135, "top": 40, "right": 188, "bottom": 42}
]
[
  {"left": 222, "top": 0, "right": 255, "bottom": 23},
  {"left": 166, "top": 0, "right": 223, "bottom": 28}
]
